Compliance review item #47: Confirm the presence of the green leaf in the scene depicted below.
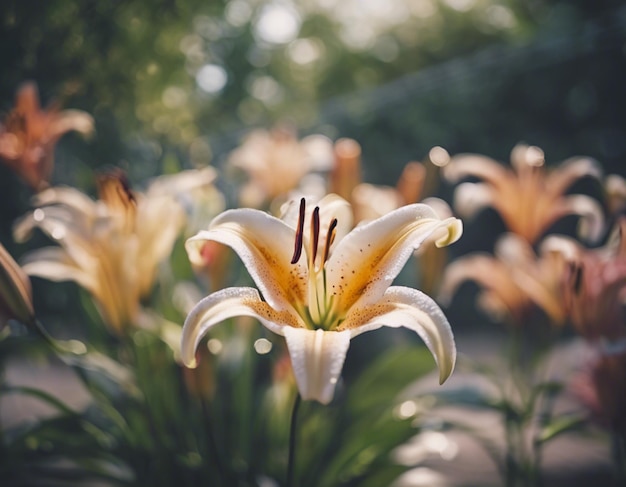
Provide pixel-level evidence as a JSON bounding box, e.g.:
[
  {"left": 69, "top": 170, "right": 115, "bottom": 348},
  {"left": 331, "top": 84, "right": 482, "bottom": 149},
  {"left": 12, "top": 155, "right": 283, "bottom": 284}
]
[
  {"left": 347, "top": 346, "right": 436, "bottom": 415},
  {"left": 537, "top": 415, "right": 588, "bottom": 444},
  {"left": 1, "top": 385, "right": 77, "bottom": 416}
]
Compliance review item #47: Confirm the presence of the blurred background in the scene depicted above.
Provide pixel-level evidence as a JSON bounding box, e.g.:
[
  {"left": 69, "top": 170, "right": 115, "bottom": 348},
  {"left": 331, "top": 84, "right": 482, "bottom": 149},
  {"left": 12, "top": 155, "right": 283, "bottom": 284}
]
[{"left": 1, "top": 0, "right": 624, "bottom": 197}]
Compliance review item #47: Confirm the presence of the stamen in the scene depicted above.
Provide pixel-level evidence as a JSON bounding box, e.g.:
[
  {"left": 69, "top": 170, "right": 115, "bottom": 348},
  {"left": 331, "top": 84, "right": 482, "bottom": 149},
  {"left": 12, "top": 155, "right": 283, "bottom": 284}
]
[
  {"left": 323, "top": 218, "right": 338, "bottom": 264},
  {"left": 311, "top": 206, "right": 320, "bottom": 264},
  {"left": 291, "top": 198, "right": 306, "bottom": 264}
]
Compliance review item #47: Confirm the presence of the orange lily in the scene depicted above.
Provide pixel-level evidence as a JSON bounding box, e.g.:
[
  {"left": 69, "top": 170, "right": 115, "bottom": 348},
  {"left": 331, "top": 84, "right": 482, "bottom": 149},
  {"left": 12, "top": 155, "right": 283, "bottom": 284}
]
[{"left": 0, "top": 82, "right": 93, "bottom": 191}]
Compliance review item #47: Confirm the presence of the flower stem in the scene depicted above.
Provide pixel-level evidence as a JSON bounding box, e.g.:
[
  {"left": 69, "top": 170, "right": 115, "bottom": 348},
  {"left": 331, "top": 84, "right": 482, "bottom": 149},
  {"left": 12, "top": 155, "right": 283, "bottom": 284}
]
[{"left": 286, "top": 393, "right": 302, "bottom": 487}]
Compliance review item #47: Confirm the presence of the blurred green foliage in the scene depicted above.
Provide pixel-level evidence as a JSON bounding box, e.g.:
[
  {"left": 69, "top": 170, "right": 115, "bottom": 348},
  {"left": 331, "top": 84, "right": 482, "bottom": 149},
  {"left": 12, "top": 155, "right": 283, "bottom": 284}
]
[{"left": 1, "top": 0, "right": 623, "bottom": 185}]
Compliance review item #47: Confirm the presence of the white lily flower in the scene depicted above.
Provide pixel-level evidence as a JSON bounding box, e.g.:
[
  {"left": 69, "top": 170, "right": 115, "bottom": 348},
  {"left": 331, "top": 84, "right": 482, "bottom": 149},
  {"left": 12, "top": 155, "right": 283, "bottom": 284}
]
[
  {"left": 182, "top": 195, "right": 462, "bottom": 404},
  {"left": 14, "top": 171, "right": 186, "bottom": 334}
]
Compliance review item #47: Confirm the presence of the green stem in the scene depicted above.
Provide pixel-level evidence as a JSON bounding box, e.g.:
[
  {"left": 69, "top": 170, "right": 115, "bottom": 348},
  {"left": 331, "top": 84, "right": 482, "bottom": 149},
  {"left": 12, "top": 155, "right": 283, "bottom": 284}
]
[{"left": 286, "top": 393, "right": 302, "bottom": 487}]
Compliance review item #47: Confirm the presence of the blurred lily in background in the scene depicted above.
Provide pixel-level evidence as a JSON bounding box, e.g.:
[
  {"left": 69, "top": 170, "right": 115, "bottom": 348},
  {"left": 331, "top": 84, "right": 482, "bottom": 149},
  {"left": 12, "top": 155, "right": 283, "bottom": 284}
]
[
  {"left": 444, "top": 144, "right": 605, "bottom": 244},
  {"left": 146, "top": 165, "right": 224, "bottom": 237},
  {"left": 543, "top": 218, "right": 626, "bottom": 342},
  {"left": 0, "top": 82, "right": 93, "bottom": 191},
  {"left": 227, "top": 126, "right": 334, "bottom": 208},
  {"left": 440, "top": 232, "right": 568, "bottom": 328},
  {"left": 182, "top": 194, "right": 462, "bottom": 404},
  {"left": 0, "top": 242, "right": 35, "bottom": 329},
  {"left": 571, "top": 350, "right": 626, "bottom": 444},
  {"left": 13, "top": 170, "right": 185, "bottom": 334}
]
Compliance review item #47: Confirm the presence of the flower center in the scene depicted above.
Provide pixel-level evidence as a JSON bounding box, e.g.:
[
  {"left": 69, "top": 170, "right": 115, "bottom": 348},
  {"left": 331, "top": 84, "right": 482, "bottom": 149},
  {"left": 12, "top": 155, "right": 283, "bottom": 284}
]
[{"left": 290, "top": 198, "right": 341, "bottom": 330}]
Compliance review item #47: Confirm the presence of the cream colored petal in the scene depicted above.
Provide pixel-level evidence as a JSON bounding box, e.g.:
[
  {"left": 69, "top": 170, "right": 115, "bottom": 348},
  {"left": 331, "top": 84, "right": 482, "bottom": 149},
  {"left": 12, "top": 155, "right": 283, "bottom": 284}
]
[
  {"left": 135, "top": 195, "right": 185, "bottom": 295},
  {"left": 327, "top": 204, "right": 462, "bottom": 312},
  {"left": 351, "top": 183, "right": 402, "bottom": 222},
  {"left": 443, "top": 154, "right": 511, "bottom": 187},
  {"left": 552, "top": 194, "right": 605, "bottom": 243},
  {"left": 280, "top": 194, "right": 353, "bottom": 245},
  {"left": 452, "top": 182, "right": 496, "bottom": 219},
  {"left": 421, "top": 197, "right": 453, "bottom": 219},
  {"left": 341, "top": 286, "right": 456, "bottom": 384},
  {"left": 13, "top": 188, "right": 97, "bottom": 244},
  {"left": 282, "top": 326, "right": 351, "bottom": 404},
  {"left": 0, "top": 243, "right": 34, "bottom": 325},
  {"left": 539, "top": 235, "right": 581, "bottom": 261},
  {"left": 21, "top": 247, "right": 98, "bottom": 294},
  {"left": 546, "top": 157, "right": 603, "bottom": 199},
  {"left": 605, "top": 174, "right": 626, "bottom": 214},
  {"left": 186, "top": 209, "right": 307, "bottom": 312},
  {"left": 14, "top": 208, "right": 101, "bottom": 277},
  {"left": 306, "top": 195, "right": 354, "bottom": 263},
  {"left": 33, "top": 187, "right": 98, "bottom": 215},
  {"left": 14, "top": 205, "right": 93, "bottom": 245},
  {"left": 439, "top": 254, "right": 514, "bottom": 306},
  {"left": 146, "top": 166, "right": 218, "bottom": 197},
  {"left": 301, "top": 134, "right": 334, "bottom": 171},
  {"left": 181, "top": 287, "right": 303, "bottom": 368},
  {"left": 494, "top": 233, "right": 536, "bottom": 266},
  {"left": 510, "top": 144, "right": 545, "bottom": 171},
  {"left": 50, "top": 109, "right": 95, "bottom": 138}
]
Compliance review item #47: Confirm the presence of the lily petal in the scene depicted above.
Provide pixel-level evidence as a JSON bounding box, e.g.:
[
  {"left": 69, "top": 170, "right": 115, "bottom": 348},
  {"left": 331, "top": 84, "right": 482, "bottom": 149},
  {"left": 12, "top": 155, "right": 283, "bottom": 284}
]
[
  {"left": 34, "top": 187, "right": 99, "bottom": 217},
  {"left": 327, "top": 204, "right": 462, "bottom": 311},
  {"left": 50, "top": 109, "right": 95, "bottom": 139},
  {"left": 0, "top": 243, "right": 34, "bottom": 326},
  {"left": 21, "top": 247, "right": 98, "bottom": 293},
  {"left": 452, "top": 182, "right": 496, "bottom": 219},
  {"left": 546, "top": 157, "right": 603, "bottom": 199},
  {"left": 341, "top": 286, "right": 456, "bottom": 384},
  {"left": 182, "top": 287, "right": 303, "bottom": 368},
  {"left": 282, "top": 326, "right": 351, "bottom": 405},
  {"left": 186, "top": 209, "right": 307, "bottom": 313},
  {"left": 19, "top": 247, "right": 139, "bottom": 332},
  {"left": 280, "top": 194, "right": 354, "bottom": 249},
  {"left": 14, "top": 207, "right": 101, "bottom": 277},
  {"left": 135, "top": 194, "right": 186, "bottom": 295},
  {"left": 553, "top": 194, "right": 605, "bottom": 243},
  {"left": 443, "top": 154, "right": 512, "bottom": 189}
]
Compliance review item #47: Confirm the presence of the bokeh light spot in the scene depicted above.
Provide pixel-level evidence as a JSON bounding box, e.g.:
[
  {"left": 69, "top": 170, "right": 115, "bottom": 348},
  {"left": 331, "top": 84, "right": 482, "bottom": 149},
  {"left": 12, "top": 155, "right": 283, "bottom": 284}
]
[
  {"left": 254, "top": 3, "right": 301, "bottom": 45},
  {"left": 254, "top": 338, "right": 273, "bottom": 354},
  {"left": 196, "top": 64, "right": 228, "bottom": 94}
]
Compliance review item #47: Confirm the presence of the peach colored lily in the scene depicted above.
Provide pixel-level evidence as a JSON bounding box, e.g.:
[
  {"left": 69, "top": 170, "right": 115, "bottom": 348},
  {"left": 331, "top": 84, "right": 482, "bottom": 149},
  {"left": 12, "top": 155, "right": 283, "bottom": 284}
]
[
  {"left": 440, "top": 233, "right": 568, "bottom": 327},
  {"left": 444, "top": 144, "right": 604, "bottom": 243},
  {"left": 228, "top": 127, "right": 333, "bottom": 208}
]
